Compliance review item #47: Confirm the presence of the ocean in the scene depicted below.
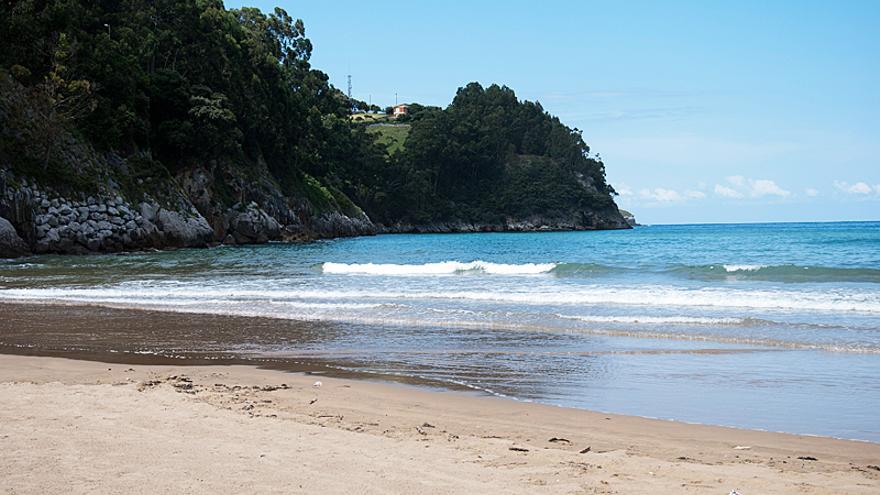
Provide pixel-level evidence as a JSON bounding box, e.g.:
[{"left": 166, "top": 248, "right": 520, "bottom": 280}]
[{"left": 1, "top": 221, "right": 879, "bottom": 441}]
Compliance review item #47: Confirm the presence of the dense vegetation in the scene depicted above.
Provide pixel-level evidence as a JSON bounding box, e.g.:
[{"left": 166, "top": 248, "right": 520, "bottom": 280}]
[
  {"left": 353, "top": 83, "right": 618, "bottom": 225},
  {"left": 1, "top": 0, "right": 621, "bottom": 229}
]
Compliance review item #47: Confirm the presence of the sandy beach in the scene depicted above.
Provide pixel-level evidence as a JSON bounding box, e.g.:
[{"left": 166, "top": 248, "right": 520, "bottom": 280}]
[{"left": 1, "top": 353, "right": 878, "bottom": 494}]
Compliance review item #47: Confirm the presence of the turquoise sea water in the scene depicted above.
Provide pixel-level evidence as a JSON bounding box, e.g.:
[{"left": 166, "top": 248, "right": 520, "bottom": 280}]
[{"left": 1, "top": 221, "right": 879, "bottom": 440}]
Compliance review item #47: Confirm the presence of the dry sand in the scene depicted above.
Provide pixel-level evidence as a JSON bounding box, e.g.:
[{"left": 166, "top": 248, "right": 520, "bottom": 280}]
[{"left": 0, "top": 354, "right": 878, "bottom": 494}]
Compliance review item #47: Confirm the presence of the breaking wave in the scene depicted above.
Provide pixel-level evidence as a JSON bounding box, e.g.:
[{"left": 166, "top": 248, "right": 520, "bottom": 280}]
[
  {"left": 675, "top": 264, "right": 880, "bottom": 283},
  {"left": 322, "top": 260, "right": 557, "bottom": 276},
  {"left": 318, "top": 260, "right": 880, "bottom": 283}
]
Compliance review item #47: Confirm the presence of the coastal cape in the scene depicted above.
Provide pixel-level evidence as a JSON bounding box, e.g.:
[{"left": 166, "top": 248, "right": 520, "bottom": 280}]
[{"left": 0, "top": 1, "right": 628, "bottom": 257}]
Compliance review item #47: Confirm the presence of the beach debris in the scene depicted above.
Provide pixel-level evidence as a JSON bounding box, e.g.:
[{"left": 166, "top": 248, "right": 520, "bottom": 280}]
[
  {"left": 309, "top": 398, "right": 318, "bottom": 405},
  {"left": 579, "top": 447, "right": 592, "bottom": 454},
  {"left": 422, "top": 422, "right": 435, "bottom": 428},
  {"left": 867, "top": 465, "right": 880, "bottom": 471},
  {"left": 732, "top": 445, "right": 752, "bottom": 450},
  {"left": 509, "top": 447, "right": 529, "bottom": 452},
  {"left": 416, "top": 426, "right": 428, "bottom": 436},
  {"left": 729, "top": 490, "right": 741, "bottom": 495},
  {"left": 548, "top": 437, "right": 571, "bottom": 444},
  {"left": 313, "top": 380, "right": 322, "bottom": 388},
  {"left": 136, "top": 379, "right": 162, "bottom": 392},
  {"left": 242, "top": 403, "right": 254, "bottom": 411},
  {"left": 261, "top": 385, "right": 279, "bottom": 392},
  {"left": 797, "top": 456, "right": 818, "bottom": 461}
]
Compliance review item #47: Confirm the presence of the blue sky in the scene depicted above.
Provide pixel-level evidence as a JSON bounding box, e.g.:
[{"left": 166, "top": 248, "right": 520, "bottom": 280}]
[{"left": 228, "top": 1, "right": 879, "bottom": 224}]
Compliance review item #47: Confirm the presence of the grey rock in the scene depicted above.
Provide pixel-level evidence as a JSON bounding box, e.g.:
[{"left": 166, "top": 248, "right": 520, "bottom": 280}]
[
  {"left": 139, "top": 202, "right": 159, "bottom": 223},
  {"left": 97, "top": 220, "right": 113, "bottom": 231},
  {"left": 0, "top": 217, "right": 29, "bottom": 257},
  {"left": 226, "top": 204, "right": 281, "bottom": 245},
  {"left": 86, "top": 238, "right": 102, "bottom": 251},
  {"left": 156, "top": 209, "right": 213, "bottom": 247}
]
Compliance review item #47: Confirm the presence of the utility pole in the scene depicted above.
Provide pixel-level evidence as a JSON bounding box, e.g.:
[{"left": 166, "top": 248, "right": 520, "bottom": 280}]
[{"left": 347, "top": 75, "right": 352, "bottom": 101}]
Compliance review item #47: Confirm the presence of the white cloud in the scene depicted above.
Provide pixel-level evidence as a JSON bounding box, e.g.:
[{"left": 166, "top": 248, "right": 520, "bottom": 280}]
[
  {"left": 750, "top": 179, "right": 791, "bottom": 198},
  {"left": 713, "top": 176, "right": 790, "bottom": 199},
  {"left": 714, "top": 184, "right": 743, "bottom": 198},
  {"left": 685, "top": 190, "right": 706, "bottom": 199},
  {"left": 639, "top": 188, "right": 682, "bottom": 202},
  {"left": 617, "top": 184, "right": 634, "bottom": 196},
  {"left": 834, "top": 180, "right": 876, "bottom": 195},
  {"left": 726, "top": 175, "right": 746, "bottom": 187},
  {"left": 805, "top": 188, "right": 819, "bottom": 197}
]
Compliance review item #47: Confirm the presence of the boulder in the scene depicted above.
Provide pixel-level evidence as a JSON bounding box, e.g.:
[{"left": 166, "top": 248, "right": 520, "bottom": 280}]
[
  {"left": 225, "top": 204, "right": 281, "bottom": 245},
  {"left": 0, "top": 217, "right": 29, "bottom": 258},
  {"left": 155, "top": 208, "right": 213, "bottom": 247}
]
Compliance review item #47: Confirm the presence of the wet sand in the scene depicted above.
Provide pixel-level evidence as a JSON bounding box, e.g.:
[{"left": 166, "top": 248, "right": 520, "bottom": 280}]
[{"left": 1, "top": 303, "right": 879, "bottom": 493}]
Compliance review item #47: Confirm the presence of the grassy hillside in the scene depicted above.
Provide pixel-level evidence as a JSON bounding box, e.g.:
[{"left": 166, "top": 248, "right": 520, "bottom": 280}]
[{"left": 366, "top": 124, "right": 411, "bottom": 154}]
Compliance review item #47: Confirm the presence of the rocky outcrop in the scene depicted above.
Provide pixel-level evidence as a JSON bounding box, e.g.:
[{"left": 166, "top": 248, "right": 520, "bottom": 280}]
[
  {"left": 311, "top": 210, "right": 376, "bottom": 239},
  {"left": 0, "top": 164, "right": 377, "bottom": 256},
  {"left": 619, "top": 209, "right": 638, "bottom": 227},
  {"left": 175, "top": 166, "right": 376, "bottom": 245},
  {"left": 223, "top": 203, "right": 281, "bottom": 245},
  {"left": 381, "top": 207, "right": 630, "bottom": 234},
  {"left": 0, "top": 180, "right": 217, "bottom": 255},
  {"left": 0, "top": 216, "right": 28, "bottom": 258}
]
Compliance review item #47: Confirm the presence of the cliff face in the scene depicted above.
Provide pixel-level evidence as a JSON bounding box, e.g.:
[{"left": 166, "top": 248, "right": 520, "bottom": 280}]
[
  {"left": 0, "top": 70, "right": 375, "bottom": 257},
  {"left": 0, "top": 167, "right": 375, "bottom": 256}
]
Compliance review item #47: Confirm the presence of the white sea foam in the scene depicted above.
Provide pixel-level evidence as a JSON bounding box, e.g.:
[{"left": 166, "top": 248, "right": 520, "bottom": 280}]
[
  {"left": 723, "top": 264, "right": 767, "bottom": 272},
  {"left": 556, "top": 314, "right": 748, "bottom": 326},
  {"left": 322, "top": 260, "right": 557, "bottom": 276},
  {"left": 2, "top": 283, "right": 879, "bottom": 313}
]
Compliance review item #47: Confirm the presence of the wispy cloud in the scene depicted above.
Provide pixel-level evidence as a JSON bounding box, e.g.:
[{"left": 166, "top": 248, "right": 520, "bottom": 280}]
[
  {"left": 617, "top": 185, "right": 707, "bottom": 206},
  {"left": 570, "top": 106, "right": 702, "bottom": 123},
  {"left": 805, "top": 188, "right": 819, "bottom": 197},
  {"left": 834, "top": 180, "right": 879, "bottom": 195},
  {"left": 639, "top": 188, "right": 683, "bottom": 202},
  {"left": 713, "top": 176, "right": 790, "bottom": 199},
  {"left": 714, "top": 184, "right": 743, "bottom": 198}
]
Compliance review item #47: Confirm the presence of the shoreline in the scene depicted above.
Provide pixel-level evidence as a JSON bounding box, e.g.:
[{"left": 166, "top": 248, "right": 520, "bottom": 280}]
[
  {"left": 0, "top": 301, "right": 877, "bottom": 441},
  {"left": 1, "top": 353, "right": 878, "bottom": 494}
]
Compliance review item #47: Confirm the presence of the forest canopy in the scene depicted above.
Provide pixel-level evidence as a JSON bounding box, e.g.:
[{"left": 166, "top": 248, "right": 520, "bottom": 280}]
[{"left": 1, "top": 0, "right": 620, "bottom": 228}]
